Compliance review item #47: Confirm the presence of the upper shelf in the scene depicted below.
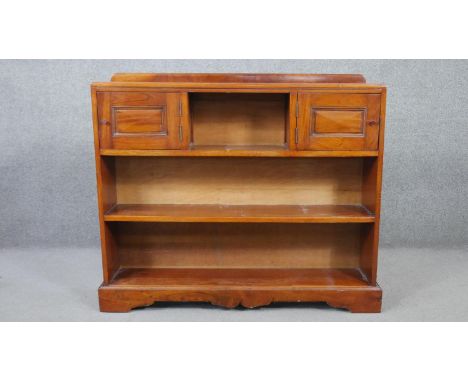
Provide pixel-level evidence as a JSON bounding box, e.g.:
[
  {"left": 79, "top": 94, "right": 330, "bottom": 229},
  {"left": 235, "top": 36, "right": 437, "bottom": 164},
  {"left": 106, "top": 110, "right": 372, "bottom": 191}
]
[
  {"left": 100, "top": 148, "right": 378, "bottom": 157},
  {"left": 110, "top": 73, "right": 367, "bottom": 84}
]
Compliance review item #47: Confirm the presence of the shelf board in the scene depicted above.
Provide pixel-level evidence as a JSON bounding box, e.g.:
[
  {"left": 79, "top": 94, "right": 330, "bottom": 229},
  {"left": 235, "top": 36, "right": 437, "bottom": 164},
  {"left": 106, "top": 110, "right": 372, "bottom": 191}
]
[
  {"left": 104, "top": 204, "right": 375, "bottom": 223},
  {"left": 109, "top": 267, "right": 370, "bottom": 288},
  {"left": 100, "top": 148, "right": 379, "bottom": 157}
]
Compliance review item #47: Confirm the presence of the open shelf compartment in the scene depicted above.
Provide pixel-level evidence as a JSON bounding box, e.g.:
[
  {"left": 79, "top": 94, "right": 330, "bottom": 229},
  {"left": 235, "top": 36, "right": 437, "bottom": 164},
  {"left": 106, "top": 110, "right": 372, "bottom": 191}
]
[
  {"left": 189, "top": 93, "right": 289, "bottom": 149},
  {"left": 101, "top": 156, "right": 378, "bottom": 222},
  {"left": 109, "top": 222, "right": 370, "bottom": 269}
]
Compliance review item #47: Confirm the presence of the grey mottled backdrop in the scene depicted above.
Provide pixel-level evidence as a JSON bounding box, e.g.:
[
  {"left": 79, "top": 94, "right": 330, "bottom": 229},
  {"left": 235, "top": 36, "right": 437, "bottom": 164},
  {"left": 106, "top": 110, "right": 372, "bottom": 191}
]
[{"left": 1, "top": 60, "right": 467, "bottom": 248}]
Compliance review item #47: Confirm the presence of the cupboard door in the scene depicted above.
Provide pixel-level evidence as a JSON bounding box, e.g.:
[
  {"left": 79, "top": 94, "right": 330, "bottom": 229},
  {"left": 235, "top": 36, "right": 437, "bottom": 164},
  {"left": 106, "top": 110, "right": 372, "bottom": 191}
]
[
  {"left": 98, "top": 92, "right": 189, "bottom": 149},
  {"left": 297, "top": 93, "right": 381, "bottom": 150}
]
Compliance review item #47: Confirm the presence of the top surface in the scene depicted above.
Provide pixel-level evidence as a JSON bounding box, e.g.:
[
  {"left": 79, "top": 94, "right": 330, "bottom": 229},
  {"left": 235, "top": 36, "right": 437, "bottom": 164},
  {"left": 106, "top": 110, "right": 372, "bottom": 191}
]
[{"left": 110, "top": 73, "right": 367, "bottom": 84}]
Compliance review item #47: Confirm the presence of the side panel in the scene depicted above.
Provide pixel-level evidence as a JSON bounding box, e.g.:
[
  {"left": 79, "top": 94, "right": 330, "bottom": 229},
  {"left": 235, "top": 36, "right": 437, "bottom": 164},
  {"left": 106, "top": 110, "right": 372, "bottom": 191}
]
[{"left": 91, "top": 89, "right": 118, "bottom": 283}]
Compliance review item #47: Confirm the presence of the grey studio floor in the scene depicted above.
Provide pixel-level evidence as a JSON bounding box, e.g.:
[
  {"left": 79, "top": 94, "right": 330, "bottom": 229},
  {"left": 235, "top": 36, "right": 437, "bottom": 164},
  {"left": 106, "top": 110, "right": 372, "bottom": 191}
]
[{"left": 0, "top": 246, "right": 467, "bottom": 321}]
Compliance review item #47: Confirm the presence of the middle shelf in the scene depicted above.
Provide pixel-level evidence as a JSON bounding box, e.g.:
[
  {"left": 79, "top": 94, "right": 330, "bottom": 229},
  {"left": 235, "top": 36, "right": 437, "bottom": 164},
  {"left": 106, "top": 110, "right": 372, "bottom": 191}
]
[{"left": 104, "top": 204, "right": 375, "bottom": 223}]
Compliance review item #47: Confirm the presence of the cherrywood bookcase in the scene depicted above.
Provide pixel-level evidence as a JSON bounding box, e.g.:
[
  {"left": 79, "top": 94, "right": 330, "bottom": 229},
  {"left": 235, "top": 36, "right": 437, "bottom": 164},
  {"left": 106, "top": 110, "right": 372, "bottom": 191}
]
[{"left": 91, "top": 73, "right": 386, "bottom": 313}]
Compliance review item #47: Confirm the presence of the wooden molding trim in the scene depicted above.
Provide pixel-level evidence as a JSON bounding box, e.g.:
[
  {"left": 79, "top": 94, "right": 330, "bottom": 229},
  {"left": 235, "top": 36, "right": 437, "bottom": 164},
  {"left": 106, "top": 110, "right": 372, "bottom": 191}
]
[{"left": 111, "top": 73, "right": 367, "bottom": 84}]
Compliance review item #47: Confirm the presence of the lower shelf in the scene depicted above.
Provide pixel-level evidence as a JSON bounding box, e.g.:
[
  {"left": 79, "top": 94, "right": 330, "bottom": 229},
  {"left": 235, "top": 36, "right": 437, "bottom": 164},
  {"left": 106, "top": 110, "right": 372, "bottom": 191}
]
[
  {"left": 104, "top": 204, "right": 375, "bottom": 223},
  {"left": 109, "top": 267, "right": 368, "bottom": 287},
  {"left": 99, "top": 268, "right": 382, "bottom": 313}
]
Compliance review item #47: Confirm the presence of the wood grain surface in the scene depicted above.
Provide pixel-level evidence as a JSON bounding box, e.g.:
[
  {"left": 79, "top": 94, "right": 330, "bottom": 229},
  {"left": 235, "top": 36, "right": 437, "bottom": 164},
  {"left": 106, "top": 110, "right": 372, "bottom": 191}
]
[{"left": 91, "top": 73, "right": 386, "bottom": 313}]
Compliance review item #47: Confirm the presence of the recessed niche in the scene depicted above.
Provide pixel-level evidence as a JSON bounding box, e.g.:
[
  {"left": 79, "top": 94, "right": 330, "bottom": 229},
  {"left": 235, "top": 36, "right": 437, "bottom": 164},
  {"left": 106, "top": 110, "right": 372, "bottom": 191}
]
[{"left": 190, "top": 93, "right": 289, "bottom": 148}]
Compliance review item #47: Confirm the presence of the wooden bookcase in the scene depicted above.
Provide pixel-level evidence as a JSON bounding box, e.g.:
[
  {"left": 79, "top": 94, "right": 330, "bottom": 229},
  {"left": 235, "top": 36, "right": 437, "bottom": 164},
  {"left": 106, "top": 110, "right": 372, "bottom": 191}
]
[{"left": 91, "top": 73, "right": 386, "bottom": 313}]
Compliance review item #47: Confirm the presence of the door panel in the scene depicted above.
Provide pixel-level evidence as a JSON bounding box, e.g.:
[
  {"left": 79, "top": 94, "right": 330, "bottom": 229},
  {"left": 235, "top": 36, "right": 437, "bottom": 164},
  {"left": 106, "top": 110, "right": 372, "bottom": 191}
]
[
  {"left": 98, "top": 92, "right": 189, "bottom": 149},
  {"left": 297, "top": 93, "right": 381, "bottom": 150}
]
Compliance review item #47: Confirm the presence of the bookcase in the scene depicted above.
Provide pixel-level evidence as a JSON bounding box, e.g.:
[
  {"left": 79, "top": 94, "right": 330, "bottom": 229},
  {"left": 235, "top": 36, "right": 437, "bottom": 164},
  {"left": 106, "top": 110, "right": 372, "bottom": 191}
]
[{"left": 91, "top": 73, "right": 386, "bottom": 313}]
